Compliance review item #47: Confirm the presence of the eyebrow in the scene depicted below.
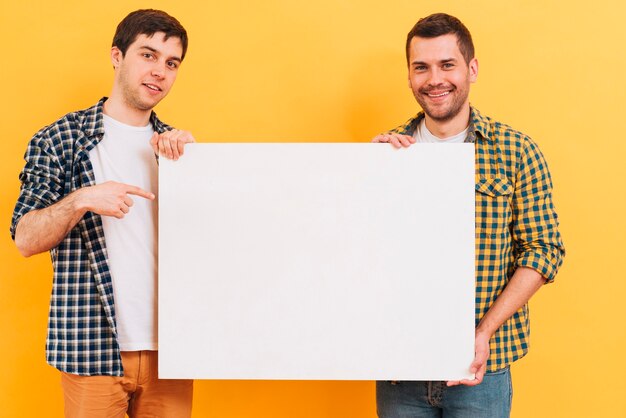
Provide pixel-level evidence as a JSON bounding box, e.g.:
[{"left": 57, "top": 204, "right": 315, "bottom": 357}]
[
  {"left": 139, "top": 45, "right": 182, "bottom": 63},
  {"left": 411, "top": 58, "right": 457, "bottom": 66}
]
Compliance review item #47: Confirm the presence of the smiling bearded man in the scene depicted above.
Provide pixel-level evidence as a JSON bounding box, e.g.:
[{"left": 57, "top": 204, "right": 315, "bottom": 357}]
[
  {"left": 408, "top": 32, "right": 474, "bottom": 123},
  {"left": 372, "top": 13, "right": 565, "bottom": 418}
]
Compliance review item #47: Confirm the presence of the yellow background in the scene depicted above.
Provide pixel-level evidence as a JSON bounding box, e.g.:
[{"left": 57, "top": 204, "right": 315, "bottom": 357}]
[{"left": 1, "top": 1, "right": 624, "bottom": 417}]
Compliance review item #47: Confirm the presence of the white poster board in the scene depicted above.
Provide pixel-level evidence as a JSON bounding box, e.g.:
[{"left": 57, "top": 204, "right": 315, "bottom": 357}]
[{"left": 159, "top": 143, "right": 475, "bottom": 381}]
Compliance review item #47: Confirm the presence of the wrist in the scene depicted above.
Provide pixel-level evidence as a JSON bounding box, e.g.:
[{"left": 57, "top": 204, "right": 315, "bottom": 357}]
[
  {"left": 69, "top": 187, "right": 91, "bottom": 214},
  {"left": 475, "top": 325, "right": 493, "bottom": 343}
]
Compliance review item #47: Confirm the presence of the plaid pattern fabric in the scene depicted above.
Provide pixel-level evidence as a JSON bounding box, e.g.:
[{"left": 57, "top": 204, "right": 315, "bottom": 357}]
[
  {"left": 10, "top": 98, "right": 170, "bottom": 376},
  {"left": 389, "top": 107, "right": 565, "bottom": 371}
]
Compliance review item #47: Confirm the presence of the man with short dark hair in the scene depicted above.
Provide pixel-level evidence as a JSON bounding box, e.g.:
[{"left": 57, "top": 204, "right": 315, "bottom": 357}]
[
  {"left": 11, "top": 9, "right": 194, "bottom": 417},
  {"left": 373, "top": 13, "right": 565, "bottom": 417}
]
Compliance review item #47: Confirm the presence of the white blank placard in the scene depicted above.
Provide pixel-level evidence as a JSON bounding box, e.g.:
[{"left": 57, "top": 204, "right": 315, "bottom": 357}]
[{"left": 159, "top": 143, "right": 475, "bottom": 381}]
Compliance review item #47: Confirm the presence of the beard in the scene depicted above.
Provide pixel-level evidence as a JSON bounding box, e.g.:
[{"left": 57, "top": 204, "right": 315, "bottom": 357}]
[
  {"left": 117, "top": 66, "right": 163, "bottom": 112},
  {"left": 412, "top": 82, "right": 470, "bottom": 122},
  {"left": 121, "top": 82, "right": 158, "bottom": 112}
]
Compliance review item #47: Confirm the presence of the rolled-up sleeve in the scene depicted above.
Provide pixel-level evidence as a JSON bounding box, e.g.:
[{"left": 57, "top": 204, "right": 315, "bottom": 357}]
[
  {"left": 10, "top": 133, "right": 64, "bottom": 240},
  {"left": 511, "top": 138, "right": 565, "bottom": 282}
]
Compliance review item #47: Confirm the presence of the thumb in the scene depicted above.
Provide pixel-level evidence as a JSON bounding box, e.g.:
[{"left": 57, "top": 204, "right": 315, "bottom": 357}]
[
  {"left": 469, "top": 349, "right": 488, "bottom": 373},
  {"left": 150, "top": 132, "right": 159, "bottom": 149}
]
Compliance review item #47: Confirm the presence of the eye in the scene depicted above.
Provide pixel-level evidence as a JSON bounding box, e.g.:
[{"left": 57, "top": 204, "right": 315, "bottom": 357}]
[
  {"left": 414, "top": 65, "right": 427, "bottom": 72},
  {"left": 142, "top": 53, "right": 154, "bottom": 60},
  {"left": 167, "top": 61, "right": 179, "bottom": 69},
  {"left": 443, "top": 63, "right": 455, "bottom": 69}
]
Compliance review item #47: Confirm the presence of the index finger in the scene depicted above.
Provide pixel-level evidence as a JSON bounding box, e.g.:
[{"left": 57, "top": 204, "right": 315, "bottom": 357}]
[
  {"left": 181, "top": 131, "right": 195, "bottom": 143},
  {"left": 124, "top": 185, "right": 155, "bottom": 200}
]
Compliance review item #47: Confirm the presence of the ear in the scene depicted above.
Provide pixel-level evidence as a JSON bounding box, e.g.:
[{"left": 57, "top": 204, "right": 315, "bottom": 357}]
[
  {"left": 469, "top": 57, "right": 478, "bottom": 83},
  {"left": 110, "top": 46, "right": 123, "bottom": 69}
]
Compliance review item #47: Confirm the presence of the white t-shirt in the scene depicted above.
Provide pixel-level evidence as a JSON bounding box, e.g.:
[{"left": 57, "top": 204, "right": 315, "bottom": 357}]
[
  {"left": 89, "top": 114, "right": 158, "bottom": 351},
  {"left": 413, "top": 119, "right": 469, "bottom": 143}
]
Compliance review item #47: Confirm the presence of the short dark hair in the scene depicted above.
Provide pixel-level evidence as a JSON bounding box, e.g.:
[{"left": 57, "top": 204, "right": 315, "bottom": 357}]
[
  {"left": 112, "top": 9, "right": 188, "bottom": 61},
  {"left": 405, "top": 13, "right": 474, "bottom": 65}
]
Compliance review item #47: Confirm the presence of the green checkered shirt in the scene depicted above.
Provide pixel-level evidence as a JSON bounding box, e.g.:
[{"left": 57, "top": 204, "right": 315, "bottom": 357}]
[{"left": 388, "top": 107, "right": 565, "bottom": 371}]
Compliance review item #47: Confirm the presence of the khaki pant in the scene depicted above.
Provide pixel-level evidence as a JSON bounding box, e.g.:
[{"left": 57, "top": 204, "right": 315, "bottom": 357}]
[{"left": 61, "top": 351, "right": 193, "bottom": 418}]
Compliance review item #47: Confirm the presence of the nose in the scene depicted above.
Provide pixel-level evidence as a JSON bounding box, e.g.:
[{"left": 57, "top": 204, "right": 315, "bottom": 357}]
[
  {"left": 151, "top": 62, "right": 166, "bottom": 79},
  {"left": 427, "top": 68, "right": 444, "bottom": 86}
]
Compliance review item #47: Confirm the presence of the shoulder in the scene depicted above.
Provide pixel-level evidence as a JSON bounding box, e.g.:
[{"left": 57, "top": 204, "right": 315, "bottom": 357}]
[
  {"left": 473, "top": 109, "right": 541, "bottom": 158},
  {"left": 473, "top": 109, "right": 551, "bottom": 183},
  {"left": 150, "top": 111, "right": 174, "bottom": 133},
  {"left": 388, "top": 113, "right": 423, "bottom": 136},
  {"left": 33, "top": 101, "right": 101, "bottom": 144},
  {"left": 29, "top": 100, "right": 102, "bottom": 151},
  {"left": 24, "top": 100, "right": 103, "bottom": 168}
]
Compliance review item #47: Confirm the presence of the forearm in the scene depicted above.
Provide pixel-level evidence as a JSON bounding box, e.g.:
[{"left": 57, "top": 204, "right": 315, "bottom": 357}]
[
  {"left": 15, "top": 189, "right": 88, "bottom": 257},
  {"left": 476, "top": 267, "right": 545, "bottom": 340}
]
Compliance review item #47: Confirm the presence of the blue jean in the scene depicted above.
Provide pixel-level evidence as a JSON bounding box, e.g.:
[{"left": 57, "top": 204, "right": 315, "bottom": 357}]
[{"left": 376, "top": 367, "right": 512, "bottom": 418}]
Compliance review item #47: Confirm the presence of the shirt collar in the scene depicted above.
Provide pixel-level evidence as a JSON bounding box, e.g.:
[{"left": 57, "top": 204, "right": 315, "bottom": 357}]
[
  {"left": 403, "top": 106, "right": 493, "bottom": 143},
  {"left": 76, "top": 98, "right": 170, "bottom": 164},
  {"left": 84, "top": 97, "right": 169, "bottom": 139},
  {"left": 82, "top": 97, "right": 106, "bottom": 139},
  {"left": 469, "top": 106, "right": 492, "bottom": 142}
]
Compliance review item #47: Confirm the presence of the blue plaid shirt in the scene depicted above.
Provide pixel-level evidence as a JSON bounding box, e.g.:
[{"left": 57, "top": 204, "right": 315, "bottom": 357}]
[{"left": 10, "top": 98, "right": 170, "bottom": 376}]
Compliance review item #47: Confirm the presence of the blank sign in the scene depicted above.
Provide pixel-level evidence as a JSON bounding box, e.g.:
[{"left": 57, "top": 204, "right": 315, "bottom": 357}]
[{"left": 159, "top": 143, "right": 475, "bottom": 381}]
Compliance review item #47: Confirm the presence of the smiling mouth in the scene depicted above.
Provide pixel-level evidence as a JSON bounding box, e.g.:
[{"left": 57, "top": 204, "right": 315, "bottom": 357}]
[
  {"left": 143, "top": 83, "right": 162, "bottom": 92},
  {"left": 426, "top": 91, "right": 451, "bottom": 98}
]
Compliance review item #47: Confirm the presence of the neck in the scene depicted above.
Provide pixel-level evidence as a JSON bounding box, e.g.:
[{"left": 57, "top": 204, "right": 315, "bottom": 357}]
[
  {"left": 103, "top": 91, "right": 152, "bottom": 127},
  {"left": 424, "top": 104, "right": 471, "bottom": 139}
]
